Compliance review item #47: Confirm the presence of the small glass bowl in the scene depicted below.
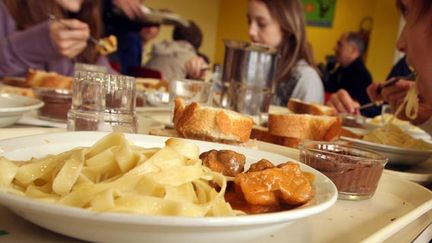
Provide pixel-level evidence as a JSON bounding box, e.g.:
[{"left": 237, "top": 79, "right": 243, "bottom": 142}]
[
  {"left": 299, "top": 141, "right": 388, "bottom": 200},
  {"left": 34, "top": 88, "right": 72, "bottom": 122}
]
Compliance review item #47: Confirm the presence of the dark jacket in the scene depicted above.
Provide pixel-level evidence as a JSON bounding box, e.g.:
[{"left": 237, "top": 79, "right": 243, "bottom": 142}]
[{"left": 324, "top": 58, "right": 377, "bottom": 117}]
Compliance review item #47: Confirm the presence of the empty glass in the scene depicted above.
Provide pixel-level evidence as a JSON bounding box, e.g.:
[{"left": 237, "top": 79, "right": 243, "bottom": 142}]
[
  {"left": 67, "top": 71, "right": 137, "bottom": 133},
  {"left": 169, "top": 79, "right": 213, "bottom": 105},
  {"left": 226, "top": 83, "right": 272, "bottom": 124}
]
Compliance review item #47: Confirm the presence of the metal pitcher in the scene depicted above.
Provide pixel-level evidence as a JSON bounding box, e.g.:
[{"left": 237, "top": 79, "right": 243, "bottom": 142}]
[{"left": 221, "top": 40, "right": 278, "bottom": 123}]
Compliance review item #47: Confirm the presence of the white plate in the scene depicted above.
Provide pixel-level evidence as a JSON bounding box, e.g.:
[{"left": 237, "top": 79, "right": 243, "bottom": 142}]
[
  {"left": 0, "top": 93, "right": 43, "bottom": 127},
  {"left": 340, "top": 136, "right": 432, "bottom": 165},
  {"left": 0, "top": 132, "right": 337, "bottom": 243}
]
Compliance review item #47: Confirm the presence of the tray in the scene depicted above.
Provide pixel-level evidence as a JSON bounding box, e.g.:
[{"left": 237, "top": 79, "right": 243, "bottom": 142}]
[{"left": 0, "top": 137, "right": 430, "bottom": 243}]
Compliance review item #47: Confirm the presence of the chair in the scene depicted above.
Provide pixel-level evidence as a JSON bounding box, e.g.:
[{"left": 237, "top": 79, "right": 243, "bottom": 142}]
[{"left": 129, "top": 66, "right": 163, "bottom": 79}]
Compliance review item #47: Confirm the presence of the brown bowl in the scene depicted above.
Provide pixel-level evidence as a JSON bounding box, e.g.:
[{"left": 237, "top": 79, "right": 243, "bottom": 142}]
[{"left": 34, "top": 88, "right": 72, "bottom": 122}]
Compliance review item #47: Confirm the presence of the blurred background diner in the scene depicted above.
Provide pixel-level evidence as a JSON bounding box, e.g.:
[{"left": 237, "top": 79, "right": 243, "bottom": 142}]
[{"left": 0, "top": 0, "right": 428, "bottom": 131}]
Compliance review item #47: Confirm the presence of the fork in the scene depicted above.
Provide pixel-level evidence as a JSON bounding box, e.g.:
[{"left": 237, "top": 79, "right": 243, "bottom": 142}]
[
  {"left": 48, "top": 14, "right": 107, "bottom": 52},
  {"left": 359, "top": 72, "right": 417, "bottom": 110}
]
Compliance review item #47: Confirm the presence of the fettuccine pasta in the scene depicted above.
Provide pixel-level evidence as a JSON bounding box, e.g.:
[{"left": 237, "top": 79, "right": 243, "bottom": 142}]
[
  {"left": 363, "top": 123, "right": 432, "bottom": 150},
  {"left": 362, "top": 81, "right": 432, "bottom": 150},
  {"left": 0, "top": 133, "right": 239, "bottom": 217}
]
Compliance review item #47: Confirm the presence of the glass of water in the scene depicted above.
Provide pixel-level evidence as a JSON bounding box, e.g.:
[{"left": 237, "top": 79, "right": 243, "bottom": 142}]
[{"left": 67, "top": 71, "right": 138, "bottom": 133}]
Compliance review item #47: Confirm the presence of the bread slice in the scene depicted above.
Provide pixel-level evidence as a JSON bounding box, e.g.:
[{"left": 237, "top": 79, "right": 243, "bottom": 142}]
[
  {"left": 268, "top": 113, "right": 341, "bottom": 141},
  {"left": 173, "top": 98, "right": 253, "bottom": 144},
  {"left": 251, "top": 126, "right": 302, "bottom": 148},
  {"left": 288, "top": 98, "right": 336, "bottom": 116},
  {"left": 26, "top": 69, "right": 73, "bottom": 89}
]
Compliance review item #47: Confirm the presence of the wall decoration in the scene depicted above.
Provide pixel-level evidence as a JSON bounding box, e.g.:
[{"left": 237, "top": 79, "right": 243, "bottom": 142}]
[{"left": 302, "top": 0, "right": 337, "bottom": 27}]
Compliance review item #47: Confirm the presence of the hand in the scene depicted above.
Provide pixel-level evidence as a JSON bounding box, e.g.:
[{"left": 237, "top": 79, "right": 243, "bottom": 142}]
[
  {"left": 49, "top": 19, "right": 90, "bottom": 58},
  {"left": 186, "top": 56, "right": 209, "bottom": 80},
  {"left": 113, "top": 0, "right": 145, "bottom": 20},
  {"left": 367, "top": 82, "right": 384, "bottom": 102},
  {"left": 380, "top": 80, "right": 432, "bottom": 125},
  {"left": 326, "top": 89, "right": 360, "bottom": 114}
]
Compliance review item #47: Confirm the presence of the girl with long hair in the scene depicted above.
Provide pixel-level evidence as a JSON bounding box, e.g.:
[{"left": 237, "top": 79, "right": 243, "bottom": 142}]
[{"left": 247, "top": 0, "right": 323, "bottom": 105}]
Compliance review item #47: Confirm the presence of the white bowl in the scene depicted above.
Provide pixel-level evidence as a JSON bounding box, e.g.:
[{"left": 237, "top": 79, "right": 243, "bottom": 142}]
[
  {"left": 340, "top": 136, "right": 432, "bottom": 166},
  {"left": 0, "top": 132, "right": 337, "bottom": 243},
  {"left": 0, "top": 93, "right": 44, "bottom": 127}
]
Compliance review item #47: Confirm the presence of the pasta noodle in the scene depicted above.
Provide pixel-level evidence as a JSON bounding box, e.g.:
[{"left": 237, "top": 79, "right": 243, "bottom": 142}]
[
  {"left": 363, "top": 123, "right": 432, "bottom": 150},
  {"left": 0, "top": 133, "right": 239, "bottom": 217},
  {"left": 363, "top": 83, "right": 432, "bottom": 150}
]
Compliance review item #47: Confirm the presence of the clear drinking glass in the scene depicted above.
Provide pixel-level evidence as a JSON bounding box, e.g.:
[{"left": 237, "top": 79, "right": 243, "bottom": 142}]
[
  {"left": 225, "top": 83, "right": 272, "bottom": 125},
  {"left": 67, "top": 71, "right": 138, "bottom": 133},
  {"left": 169, "top": 79, "right": 213, "bottom": 105}
]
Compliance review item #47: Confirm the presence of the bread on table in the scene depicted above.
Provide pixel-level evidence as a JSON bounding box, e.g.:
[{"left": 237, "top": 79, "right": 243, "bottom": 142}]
[
  {"left": 173, "top": 98, "right": 254, "bottom": 144},
  {"left": 288, "top": 98, "right": 336, "bottom": 116},
  {"left": 25, "top": 69, "right": 73, "bottom": 89},
  {"left": 268, "top": 113, "right": 341, "bottom": 141}
]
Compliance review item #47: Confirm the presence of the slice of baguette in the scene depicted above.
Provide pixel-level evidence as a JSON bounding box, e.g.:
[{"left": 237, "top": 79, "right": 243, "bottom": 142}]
[
  {"left": 173, "top": 98, "right": 253, "bottom": 144},
  {"left": 268, "top": 113, "right": 341, "bottom": 141},
  {"left": 251, "top": 126, "right": 302, "bottom": 148},
  {"left": 288, "top": 98, "right": 336, "bottom": 116}
]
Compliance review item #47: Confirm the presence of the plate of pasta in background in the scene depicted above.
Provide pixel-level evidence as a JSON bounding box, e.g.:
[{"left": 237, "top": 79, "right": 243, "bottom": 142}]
[
  {"left": 341, "top": 123, "right": 432, "bottom": 165},
  {"left": 0, "top": 132, "right": 337, "bottom": 243}
]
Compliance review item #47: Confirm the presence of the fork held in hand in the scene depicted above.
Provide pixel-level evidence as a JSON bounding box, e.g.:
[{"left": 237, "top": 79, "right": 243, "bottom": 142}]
[{"left": 48, "top": 14, "right": 106, "bottom": 52}]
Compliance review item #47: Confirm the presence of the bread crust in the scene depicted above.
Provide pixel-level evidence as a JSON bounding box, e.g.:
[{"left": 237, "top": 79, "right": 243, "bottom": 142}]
[
  {"left": 26, "top": 69, "right": 73, "bottom": 89},
  {"left": 173, "top": 98, "right": 253, "bottom": 143},
  {"left": 288, "top": 98, "right": 336, "bottom": 116},
  {"left": 268, "top": 113, "right": 341, "bottom": 140}
]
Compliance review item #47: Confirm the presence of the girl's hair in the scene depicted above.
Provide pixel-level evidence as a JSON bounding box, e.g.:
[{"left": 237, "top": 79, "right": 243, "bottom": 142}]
[
  {"left": 3, "top": 0, "right": 102, "bottom": 64},
  {"left": 259, "top": 0, "right": 317, "bottom": 82},
  {"left": 396, "top": 0, "right": 432, "bottom": 20}
]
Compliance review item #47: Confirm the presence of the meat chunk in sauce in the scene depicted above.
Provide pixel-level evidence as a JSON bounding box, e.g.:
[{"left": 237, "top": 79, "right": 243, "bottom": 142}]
[
  {"left": 234, "top": 162, "right": 314, "bottom": 206},
  {"left": 200, "top": 150, "right": 245, "bottom": 177}
]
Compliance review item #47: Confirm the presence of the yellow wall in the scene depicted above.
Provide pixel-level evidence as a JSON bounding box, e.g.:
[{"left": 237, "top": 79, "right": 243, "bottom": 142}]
[
  {"left": 143, "top": 0, "right": 221, "bottom": 64},
  {"left": 306, "top": 0, "right": 375, "bottom": 64},
  {"left": 214, "top": 0, "right": 401, "bottom": 82},
  {"left": 366, "top": 0, "right": 401, "bottom": 82},
  {"left": 142, "top": 0, "right": 400, "bottom": 82}
]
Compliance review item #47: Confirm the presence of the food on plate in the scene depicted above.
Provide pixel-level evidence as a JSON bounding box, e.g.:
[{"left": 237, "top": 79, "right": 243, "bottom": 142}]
[
  {"left": 0, "top": 84, "right": 35, "bottom": 97},
  {"left": 288, "top": 98, "right": 336, "bottom": 116},
  {"left": 363, "top": 123, "right": 432, "bottom": 150},
  {"left": 252, "top": 113, "right": 341, "bottom": 148},
  {"left": 0, "top": 132, "right": 315, "bottom": 216},
  {"left": 25, "top": 69, "right": 73, "bottom": 89},
  {"left": 199, "top": 151, "right": 314, "bottom": 214},
  {"left": 300, "top": 141, "right": 386, "bottom": 199},
  {"left": 173, "top": 98, "right": 254, "bottom": 144},
  {"left": 368, "top": 113, "right": 424, "bottom": 132},
  {"left": 0, "top": 133, "right": 235, "bottom": 216},
  {"left": 199, "top": 150, "right": 246, "bottom": 177},
  {"left": 97, "top": 35, "right": 118, "bottom": 55},
  {"left": 251, "top": 98, "right": 341, "bottom": 148}
]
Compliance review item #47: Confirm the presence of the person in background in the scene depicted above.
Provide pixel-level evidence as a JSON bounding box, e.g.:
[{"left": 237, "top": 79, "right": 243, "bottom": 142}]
[
  {"left": 103, "top": 0, "right": 154, "bottom": 75},
  {"left": 326, "top": 55, "right": 413, "bottom": 118},
  {"left": 329, "top": 0, "right": 432, "bottom": 135},
  {"left": 325, "top": 32, "right": 376, "bottom": 117},
  {"left": 144, "top": 20, "right": 208, "bottom": 81},
  {"left": 0, "top": 0, "right": 113, "bottom": 77},
  {"left": 248, "top": 0, "right": 323, "bottom": 105}
]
